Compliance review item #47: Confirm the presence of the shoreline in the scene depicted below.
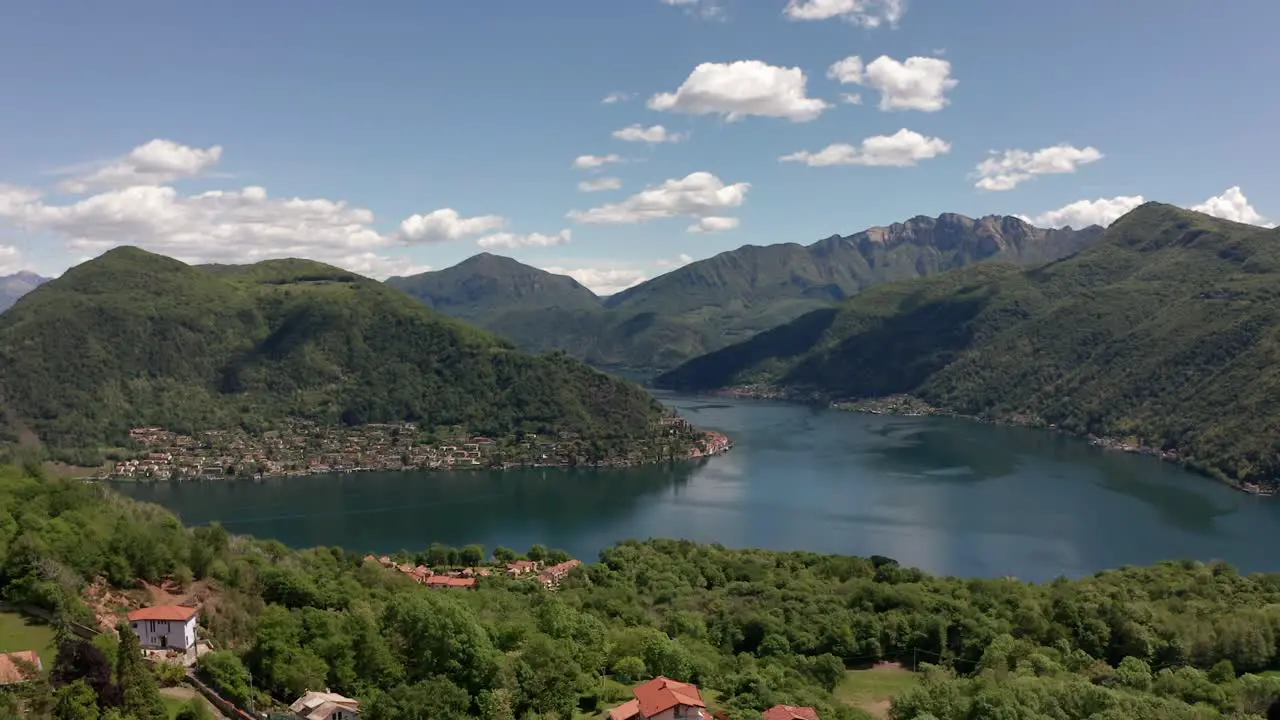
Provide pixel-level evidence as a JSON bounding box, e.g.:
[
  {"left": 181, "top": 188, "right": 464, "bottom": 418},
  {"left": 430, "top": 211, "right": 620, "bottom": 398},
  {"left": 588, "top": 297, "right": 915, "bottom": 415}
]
[
  {"left": 712, "top": 385, "right": 1272, "bottom": 498},
  {"left": 89, "top": 423, "right": 733, "bottom": 483}
]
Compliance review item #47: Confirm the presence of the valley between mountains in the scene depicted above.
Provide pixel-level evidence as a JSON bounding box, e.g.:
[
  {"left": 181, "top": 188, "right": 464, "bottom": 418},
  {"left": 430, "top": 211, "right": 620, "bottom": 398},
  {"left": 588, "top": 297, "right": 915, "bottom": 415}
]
[{"left": 1, "top": 202, "right": 1277, "bottom": 493}]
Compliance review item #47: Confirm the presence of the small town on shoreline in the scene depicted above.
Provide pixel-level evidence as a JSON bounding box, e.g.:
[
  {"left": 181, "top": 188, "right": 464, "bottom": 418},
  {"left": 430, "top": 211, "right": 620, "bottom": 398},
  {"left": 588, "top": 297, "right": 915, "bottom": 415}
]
[{"left": 96, "top": 414, "right": 733, "bottom": 481}]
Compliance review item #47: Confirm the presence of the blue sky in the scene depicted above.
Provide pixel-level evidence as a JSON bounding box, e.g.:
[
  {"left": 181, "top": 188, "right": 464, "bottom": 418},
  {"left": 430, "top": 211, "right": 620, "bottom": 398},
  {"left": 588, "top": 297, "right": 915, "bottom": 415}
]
[{"left": 0, "top": 0, "right": 1276, "bottom": 292}]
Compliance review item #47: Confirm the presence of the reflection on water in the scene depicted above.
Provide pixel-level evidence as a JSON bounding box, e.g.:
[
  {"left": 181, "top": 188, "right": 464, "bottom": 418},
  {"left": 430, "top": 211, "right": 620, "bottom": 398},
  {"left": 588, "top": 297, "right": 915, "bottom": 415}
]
[{"left": 116, "top": 394, "right": 1280, "bottom": 582}]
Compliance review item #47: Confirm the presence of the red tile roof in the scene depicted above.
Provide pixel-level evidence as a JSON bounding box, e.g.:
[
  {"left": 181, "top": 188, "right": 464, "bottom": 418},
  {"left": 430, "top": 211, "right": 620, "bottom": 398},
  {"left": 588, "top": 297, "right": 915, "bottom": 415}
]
[
  {"left": 424, "top": 576, "right": 476, "bottom": 588},
  {"left": 127, "top": 605, "right": 199, "bottom": 622},
  {"left": 633, "top": 676, "right": 705, "bottom": 717},
  {"left": 607, "top": 698, "right": 640, "bottom": 720},
  {"left": 762, "top": 705, "right": 821, "bottom": 720},
  {"left": 0, "top": 651, "right": 42, "bottom": 684}
]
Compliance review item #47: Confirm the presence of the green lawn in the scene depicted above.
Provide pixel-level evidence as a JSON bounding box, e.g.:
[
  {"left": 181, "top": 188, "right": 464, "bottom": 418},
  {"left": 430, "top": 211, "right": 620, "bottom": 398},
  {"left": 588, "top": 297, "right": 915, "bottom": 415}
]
[
  {"left": 836, "top": 666, "right": 919, "bottom": 719},
  {"left": 160, "top": 687, "right": 223, "bottom": 720},
  {"left": 0, "top": 611, "right": 59, "bottom": 667}
]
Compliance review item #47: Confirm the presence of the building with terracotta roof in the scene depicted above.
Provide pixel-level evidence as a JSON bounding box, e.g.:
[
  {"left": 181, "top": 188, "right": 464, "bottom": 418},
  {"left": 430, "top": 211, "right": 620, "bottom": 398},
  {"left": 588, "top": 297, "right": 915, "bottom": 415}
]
[
  {"left": 126, "top": 605, "right": 199, "bottom": 652},
  {"left": 423, "top": 575, "right": 476, "bottom": 589},
  {"left": 506, "top": 559, "right": 540, "bottom": 576},
  {"left": 290, "top": 690, "right": 360, "bottom": 720},
  {"left": 538, "top": 559, "right": 582, "bottom": 587},
  {"left": 607, "top": 677, "right": 709, "bottom": 720},
  {"left": 0, "top": 651, "right": 42, "bottom": 685},
  {"left": 761, "top": 705, "right": 821, "bottom": 720}
]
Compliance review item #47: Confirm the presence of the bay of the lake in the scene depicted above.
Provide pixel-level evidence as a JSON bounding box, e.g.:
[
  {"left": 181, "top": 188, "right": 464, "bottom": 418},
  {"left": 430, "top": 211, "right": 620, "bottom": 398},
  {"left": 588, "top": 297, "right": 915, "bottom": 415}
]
[{"left": 114, "top": 391, "right": 1280, "bottom": 582}]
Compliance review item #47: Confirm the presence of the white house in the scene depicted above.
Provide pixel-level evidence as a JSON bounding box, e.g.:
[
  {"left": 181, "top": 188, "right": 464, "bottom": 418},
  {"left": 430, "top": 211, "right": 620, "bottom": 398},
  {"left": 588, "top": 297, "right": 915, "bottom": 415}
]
[
  {"left": 126, "top": 605, "right": 199, "bottom": 652},
  {"left": 291, "top": 691, "right": 360, "bottom": 720}
]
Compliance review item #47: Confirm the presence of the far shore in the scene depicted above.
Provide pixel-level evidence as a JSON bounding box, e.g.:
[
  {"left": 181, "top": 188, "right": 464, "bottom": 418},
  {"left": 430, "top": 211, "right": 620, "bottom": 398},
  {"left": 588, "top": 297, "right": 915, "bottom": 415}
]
[{"left": 706, "top": 384, "right": 1272, "bottom": 498}]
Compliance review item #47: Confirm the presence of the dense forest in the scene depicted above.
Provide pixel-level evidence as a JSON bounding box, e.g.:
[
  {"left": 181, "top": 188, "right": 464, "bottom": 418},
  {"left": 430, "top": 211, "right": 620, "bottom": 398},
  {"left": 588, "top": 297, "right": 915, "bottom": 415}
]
[
  {"left": 6, "top": 467, "right": 1280, "bottom": 719},
  {"left": 657, "top": 203, "right": 1280, "bottom": 487},
  {"left": 388, "top": 215, "right": 1102, "bottom": 371},
  {"left": 0, "top": 248, "right": 672, "bottom": 463}
]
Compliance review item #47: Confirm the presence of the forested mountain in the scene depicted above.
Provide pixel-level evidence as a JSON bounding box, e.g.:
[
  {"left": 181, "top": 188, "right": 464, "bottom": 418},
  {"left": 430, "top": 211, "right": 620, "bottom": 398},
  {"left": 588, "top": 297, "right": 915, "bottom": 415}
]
[
  {"left": 386, "top": 253, "right": 601, "bottom": 323},
  {"left": 657, "top": 203, "right": 1280, "bottom": 486},
  {"left": 0, "top": 247, "right": 670, "bottom": 460},
  {"left": 6, "top": 466, "right": 1280, "bottom": 720},
  {"left": 388, "top": 214, "right": 1102, "bottom": 370},
  {"left": 0, "top": 271, "right": 49, "bottom": 312}
]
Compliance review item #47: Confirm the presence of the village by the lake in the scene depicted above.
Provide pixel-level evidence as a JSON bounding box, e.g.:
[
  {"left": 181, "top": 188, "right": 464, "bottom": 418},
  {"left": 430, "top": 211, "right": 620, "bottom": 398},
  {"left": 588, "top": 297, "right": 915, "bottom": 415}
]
[{"left": 99, "top": 415, "right": 732, "bottom": 481}]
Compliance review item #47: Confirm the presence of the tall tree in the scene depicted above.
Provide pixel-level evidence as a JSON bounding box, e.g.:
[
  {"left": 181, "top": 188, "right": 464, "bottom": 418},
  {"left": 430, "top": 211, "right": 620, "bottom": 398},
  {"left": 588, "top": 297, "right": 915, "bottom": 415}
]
[{"left": 115, "top": 622, "right": 166, "bottom": 720}]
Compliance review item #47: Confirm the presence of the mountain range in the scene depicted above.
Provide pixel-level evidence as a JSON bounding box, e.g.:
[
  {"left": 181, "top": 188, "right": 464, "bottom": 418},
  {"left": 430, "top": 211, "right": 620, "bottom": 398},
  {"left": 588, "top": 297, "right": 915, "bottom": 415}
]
[
  {"left": 656, "top": 203, "right": 1280, "bottom": 486},
  {"left": 0, "top": 248, "right": 672, "bottom": 462},
  {"left": 0, "top": 271, "right": 50, "bottom": 311},
  {"left": 389, "top": 213, "right": 1104, "bottom": 369}
]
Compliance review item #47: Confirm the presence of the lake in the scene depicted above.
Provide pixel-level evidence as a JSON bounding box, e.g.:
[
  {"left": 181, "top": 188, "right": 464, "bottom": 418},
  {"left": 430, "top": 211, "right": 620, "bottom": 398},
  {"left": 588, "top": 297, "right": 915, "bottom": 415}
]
[{"left": 115, "top": 391, "right": 1280, "bottom": 582}]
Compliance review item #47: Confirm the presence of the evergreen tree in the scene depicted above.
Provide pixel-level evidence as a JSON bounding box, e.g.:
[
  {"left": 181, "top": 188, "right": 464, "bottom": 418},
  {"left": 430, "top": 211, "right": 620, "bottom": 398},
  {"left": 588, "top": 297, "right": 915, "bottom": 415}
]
[{"left": 114, "top": 622, "right": 166, "bottom": 720}]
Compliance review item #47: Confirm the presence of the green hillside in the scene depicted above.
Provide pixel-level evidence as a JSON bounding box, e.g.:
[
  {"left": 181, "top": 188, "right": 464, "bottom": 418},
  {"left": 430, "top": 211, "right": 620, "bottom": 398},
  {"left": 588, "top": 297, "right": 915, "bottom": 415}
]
[
  {"left": 0, "top": 247, "right": 671, "bottom": 459},
  {"left": 387, "top": 214, "right": 1101, "bottom": 370},
  {"left": 386, "top": 252, "right": 602, "bottom": 323},
  {"left": 8, "top": 466, "right": 1280, "bottom": 720},
  {"left": 657, "top": 203, "right": 1280, "bottom": 486}
]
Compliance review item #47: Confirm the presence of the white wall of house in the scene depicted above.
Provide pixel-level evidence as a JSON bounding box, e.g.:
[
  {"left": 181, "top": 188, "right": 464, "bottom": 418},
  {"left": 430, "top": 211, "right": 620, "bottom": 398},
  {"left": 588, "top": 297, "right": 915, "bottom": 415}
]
[{"left": 131, "top": 617, "right": 197, "bottom": 650}]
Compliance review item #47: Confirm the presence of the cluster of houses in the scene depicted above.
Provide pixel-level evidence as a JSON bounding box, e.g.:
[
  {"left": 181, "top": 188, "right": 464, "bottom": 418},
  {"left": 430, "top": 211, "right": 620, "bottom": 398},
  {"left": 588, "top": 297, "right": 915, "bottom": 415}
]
[
  {"left": 106, "top": 423, "right": 511, "bottom": 480},
  {"left": 101, "top": 414, "right": 716, "bottom": 480},
  {"left": 607, "top": 677, "right": 822, "bottom": 720},
  {"left": 363, "top": 555, "right": 583, "bottom": 589},
  {"left": 2, "top": 608, "right": 819, "bottom": 720}
]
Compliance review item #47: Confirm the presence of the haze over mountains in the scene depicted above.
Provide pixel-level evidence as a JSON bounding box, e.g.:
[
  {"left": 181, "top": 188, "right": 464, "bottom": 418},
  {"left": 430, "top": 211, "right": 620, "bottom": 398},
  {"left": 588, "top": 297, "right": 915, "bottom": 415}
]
[
  {"left": 658, "top": 203, "right": 1280, "bottom": 486},
  {"left": 389, "top": 212, "right": 1104, "bottom": 369},
  {"left": 0, "top": 271, "right": 49, "bottom": 311}
]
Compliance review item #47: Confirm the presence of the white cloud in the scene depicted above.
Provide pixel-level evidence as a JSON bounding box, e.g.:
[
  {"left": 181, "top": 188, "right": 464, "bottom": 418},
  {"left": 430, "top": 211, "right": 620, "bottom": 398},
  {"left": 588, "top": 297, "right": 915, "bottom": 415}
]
[
  {"left": 1026, "top": 186, "right": 1273, "bottom": 230},
  {"left": 1022, "top": 195, "right": 1146, "bottom": 228},
  {"left": 612, "top": 124, "right": 688, "bottom": 144},
  {"left": 827, "top": 55, "right": 957, "bottom": 112},
  {"left": 397, "top": 208, "right": 507, "bottom": 244},
  {"left": 687, "top": 216, "right": 740, "bottom": 233},
  {"left": 0, "top": 182, "right": 438, "bottom": 279},
  {"left": 661, "top": 0, "right": 726, "bottom": 20},
  {"left": 567, "top": 171, "right": 749, "bottom": 229},
  {"left": 542, "top": 265, "right": 648, "bottom": 295},
  {"left": 840, "top": 93, "right": 863, "bottom": 105},
  {"left": 476, "top": 229, "right": 572, "bottom": 250},
  {"left": 655, "top": 253, "right": 695, "bottom": 268},
  {"left": 974, "top": 145, "right": 1104, "bottom": 191},
  {"left": 0, "top": 244, "right": 24, "bottom": 275},
  {"left": 827, "top": 56, "right": 865, "bottom": 84},
  {"left": 1191, "top": 186, "right": 1272, "bottom": 227},
  {"left": 578, "top": 177, "right": 623, "bottom": 193},
  {"left": 784, "top": 0, "right": 906, "bottom": 27},
  {"left": 573, "top": 154, "right": 625, "bottom": 170},
  {"left": 648, "top": 60, "right": 830, "bottom": 122},
  {"left": 0, "top": 185, "right": 42, "bottom": 216},
  {"left": 601, "top": 91, "right": 633, "bottom": 104},
  {"left": 56, "top": 139, "right": 224, "bottom": 193},
  {"left": 780, "top": 129, "right": 950, "bottom": 167}
]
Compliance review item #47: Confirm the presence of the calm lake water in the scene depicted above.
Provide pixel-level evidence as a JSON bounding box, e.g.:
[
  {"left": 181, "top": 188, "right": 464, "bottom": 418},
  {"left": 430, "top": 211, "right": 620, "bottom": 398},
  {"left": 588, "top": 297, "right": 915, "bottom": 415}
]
[{"left": 115, "top": 391, "right": 1280, "bottom": 582}]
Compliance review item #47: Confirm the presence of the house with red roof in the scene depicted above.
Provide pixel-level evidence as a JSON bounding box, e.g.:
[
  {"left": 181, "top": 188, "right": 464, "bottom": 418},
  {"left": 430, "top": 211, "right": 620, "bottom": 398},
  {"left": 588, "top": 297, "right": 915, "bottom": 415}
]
[
  {"left": 761, "top": 705, "right": 821, "bottom": 720},
  {"left": 126, "top": 605, "right": 199, "bottom": 652},
  {"left": 423, "top": 575, "right": 476, "bottom": 590},
  {"left": 607, "top": 677, "right": 709, "bottom": 720},
  {"left": 0, "top": 651, "right": 42, "bottom": 685}
]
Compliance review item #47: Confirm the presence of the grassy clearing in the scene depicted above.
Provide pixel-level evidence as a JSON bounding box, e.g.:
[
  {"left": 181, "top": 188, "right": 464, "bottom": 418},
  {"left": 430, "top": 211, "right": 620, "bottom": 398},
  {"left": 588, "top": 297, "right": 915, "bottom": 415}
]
[
  {"left": 160, "top": 686, "right": 224, "bottom": 720},
  {"left": 836, "top": 664, "right": 918, "bottom": 719},
  {"left": 0, "top": 611, "right": 59, "bottom": 666}
]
